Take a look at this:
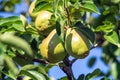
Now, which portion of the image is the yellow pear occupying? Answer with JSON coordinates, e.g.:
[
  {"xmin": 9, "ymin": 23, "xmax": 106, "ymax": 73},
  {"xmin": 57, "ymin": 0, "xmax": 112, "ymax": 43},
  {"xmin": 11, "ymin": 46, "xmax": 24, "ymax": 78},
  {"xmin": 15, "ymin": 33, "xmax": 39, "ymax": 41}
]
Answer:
[
  {"xmin": 29, "ymin": 0, "xmax": 39, "ymax": 17},
  {"xmin": 23, "ymin": 76, "xmax": 31, "ymax": 80},
  {"xmin": 39, "ymin": 29, "xmax": 67, "ymax": 63},
  {"xmin": 35, "ymin": 10, "xmax": 55, "ymax": 36},
  {"xmin": 65, "ymin": 28, "xmax": 91, "ymax": 58}
]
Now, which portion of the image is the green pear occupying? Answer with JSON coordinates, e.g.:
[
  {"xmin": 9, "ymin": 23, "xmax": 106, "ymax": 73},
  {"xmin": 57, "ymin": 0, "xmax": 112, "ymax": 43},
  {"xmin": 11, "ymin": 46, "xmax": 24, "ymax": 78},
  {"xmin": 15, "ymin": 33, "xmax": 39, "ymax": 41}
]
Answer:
[
  {"xmin": 35, "ymin": 10, "xmax": 55, "ymax": 36},
  {"xmin": 39, "ymin": 29, "xmax": 67, "ymax": 63},
  {"xmin": 65, "ymin": 28, "xmax": 91, "ymax": 58}
]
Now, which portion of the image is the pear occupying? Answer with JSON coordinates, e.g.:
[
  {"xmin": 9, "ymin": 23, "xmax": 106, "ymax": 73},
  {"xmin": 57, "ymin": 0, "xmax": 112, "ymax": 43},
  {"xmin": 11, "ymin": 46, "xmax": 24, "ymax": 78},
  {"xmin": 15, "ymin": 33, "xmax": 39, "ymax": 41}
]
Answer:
[
  {"xmin": 29, "ymin": 0, "xmax": 39, "ymax": 17},
  {"xmin": 35, "ymin": 10, "xmax": 55, "ymax": 36},
  {"xmin": 65, "ymin": 28, "xmax": 91, "ymax": 58},
  {"xmin": 39, "ymin": 29, "xmax": 67, "ymax": 63}
]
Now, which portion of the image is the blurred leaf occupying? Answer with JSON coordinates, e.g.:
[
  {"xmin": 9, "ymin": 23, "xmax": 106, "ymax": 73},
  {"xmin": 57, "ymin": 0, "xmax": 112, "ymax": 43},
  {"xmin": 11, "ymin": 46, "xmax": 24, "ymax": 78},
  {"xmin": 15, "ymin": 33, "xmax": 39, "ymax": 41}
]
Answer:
[
  {"xmin": 80, "ymin": 2, "xmax": 99, "ymax": 14},
  {"xmin": 33, "ymin": 1, "xmax": 52, "ymax": 13},
  {"xmin": 114, "ymin": 48, "xmax": 120, "ymax": 56},
  {"xmin": 72, "ymin": 0, "xmax": 80, "ymax": 9},
  {"xmin": 85, "ymin": 68, "xmax": 101, "ymax": 80},
  {"xmin": 28, "ymin": 70, "xmax": 46, "ymax": 80},
  {"xmin": 111, "ymin": 62, "xmax": 120, "ymax": 79},
  {"xmin": 3, "ymin": 55, "xmax": 19, "ymax": 79},
  {"xmin": 0, "ymin": 32, "xmax": 34, "ymax": 58},
  {"xmin": 59, "ymin": 76, "xmax": 68, "ymax": 80},
  {"xmin": 20, "ymin": 64, "xmax": 47, "ymax": 76},
  {"xmin": 13, "ymin": 56, "xmax": 33, "ymax": 66},
  {"xmin": 104, "ymin": 31, "xmax": 120, "ymax": 47},
  {"xmin": 0, "ymin": 16, "xmax": 20, "ymax": 26},
  {"xmin": 88, "ymin": 57, "xmax": 96, "ymax": 68},
  {"xmin": 45, "ymin": 64, "xmax": 55, "ymax": 73},
  {"xmin": 20, "ymin": 70, "xmax": 46, "ymax": 80},
  {"xmin": 100, "ymin": 77, "xmax": 111, "ymax": 80},
  {"xmin": 110, "ymin": 62, "xmax": 118, "ymax": 79},
  {"xmin": 0, "ymin": 16, "xmax": 25, "ymax": 32},
  {"xmin": 0, "ymin": 54, "xmax": 4, "ymax": 71},
  {"xmin": 95, "ymin": 21, "xmax": 114, "ymax": 33},
  {"xmin": 77, "ymin": 74, "xmax": 85, "ymax": 80},
  {"xmin": 25, "ymin": 24, "xmax": 38, "ymax": 34}
]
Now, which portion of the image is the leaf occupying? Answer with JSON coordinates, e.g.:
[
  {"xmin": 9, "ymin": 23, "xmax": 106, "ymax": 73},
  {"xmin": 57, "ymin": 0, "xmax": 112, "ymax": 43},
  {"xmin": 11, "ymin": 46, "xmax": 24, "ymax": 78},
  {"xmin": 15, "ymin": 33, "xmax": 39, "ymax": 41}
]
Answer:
[
  {"xmin": 13, "ymin": 56, "xmax": 33, "ymax": 66},
  {"xmin": 77, "ymin": 27, "xmax": 95, "ymax": 43},
  {"xmin": 88, "ymin": 57, "xmax": 96, "ymax": 68},
  {"xmin": 20, "ymin": 64, "xmax": 47, "ymax": 76},
  {"xmin": 100, "ymin": 77, "xmax": 111, "ymax": 80},
  {"xmin": 3, "ymin": 55, "xmax": 19, "ymax": 79},
  {"xmin": 28, "ymin": 70, "xmax": 46, "ymax": 80},
  {"xmin": 59, "ymin": 76, "xmax": 68, "ymax": 80},
  {"xmin": 95, "ymin": 21, "xmax": 114, "ymax": 33},
  {"xmin": 104, "ymin": 31, "xmax": 120, "ymax": 47},
  {"xmin": 77, "ymin": 74, "xmax": 85, "ymax": 80},
  {"xmin": 85, "ymin": 68, "xmax": 101, "ymax": 80},
  {"xmin": 56, "ymin": 21, "xmax": 61, "ymax": 36},
  {"xmin": 20, "ymin": 70, "xmax": 46, "ymax": 80},
  {"xmin": 110, "ymin": 62, "xmax": 117, "ymax": 79},
  {"xmin": 114, "ymin": 48, "xmax": 120, "ymax": 56},
  {"xmin": 0, "ymin": 32, "xmax": 34, "ymax": 58},
  {"xmin": 0, "ymin": 16, "xmax": 25, "ymax": 32},
  {"xmin": 80, "ymin": 2, "xmax": 100, "ymax": 14},
  {"xmin": 0, "ymin": 16, "xmax": 19, "ymax": 26},
  {"xmin": 33, "ymin": 1, "xmax": 52, "ymax": 13}
]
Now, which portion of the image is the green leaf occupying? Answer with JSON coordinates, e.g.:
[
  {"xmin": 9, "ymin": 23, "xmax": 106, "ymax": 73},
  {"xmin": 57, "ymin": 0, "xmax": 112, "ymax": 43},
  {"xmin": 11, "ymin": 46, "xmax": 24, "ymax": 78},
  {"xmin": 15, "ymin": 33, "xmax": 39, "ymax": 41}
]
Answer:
[
  {"xmin": 88, "ymin": 57, "xmax": 96, "ymax": 68},
  {"xmin": 59, "ymin": 76, "xmax": 68, "ymax": 80},
  {"xmin": 95, "ymin": 21, "xmax": 114, "ymax": 33},
  {"xmin": 114, "ymin": 48, "xmax": 120, "ymax": 56},
  {"xmin": 83, "ymin": 0, "xmax": 94, "ymax": 4},
  {"xmin": 0, "ymin": 16, "xmax": 25, "ymax": 32},
  {"xmin": 0, "ymin": 32, "xmax": 34, "ymax": 58},
  {"xmin": 33, "ymin": 1, "xmax": 52, "ymax": 13},
  {"xmin": 13, "ymin": 56, "xmax": 33, "ymax": 66},
  {"xmin": 0, "ymin": 16, "xmax": 19, "ymax": 26},
  {"xmin": 77, "ymin": 74, "xmax": 85, "ymax": 80},
  {"xmin": 80, "ymin": 2, "xmax": 99, "ymax": 14},
  {"xmin": 20, "ymin": 70, "xmax": 46, "ymax": 80},
  {"xmin": 28, "ymin": 70, "xmax": 46, "ymax": 80},
  {"xmin": 77, "ymin": 27, "xmax": 95, "ymax": 43},
  {"xmin": 20, "ymin": 64, "xmax": 47, "ymax": 76},
  {"xmin": 85, "ymin": 68, "xmax": 101, "ymax": 80},
  {"xmin": 104, "ymin": 31, "xmax": 120, "ymax": 47},
  {"xmin": 100, "ymin": 77, "xmax": 111, "ymax": 80},
  {"xmin": 3, "ymin": 55, "xmax": 19, "ymax": 79},
  {"xmin": 110, "ymin": 62, "xmax": 117, "ymax": 79}
]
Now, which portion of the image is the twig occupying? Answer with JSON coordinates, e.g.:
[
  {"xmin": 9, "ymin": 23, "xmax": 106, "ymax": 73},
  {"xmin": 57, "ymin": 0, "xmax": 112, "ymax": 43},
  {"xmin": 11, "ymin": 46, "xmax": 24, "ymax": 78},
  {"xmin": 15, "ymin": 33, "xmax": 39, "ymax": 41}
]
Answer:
[{"xmin": 32, "ymin": 59, "xmax": 49, "ymax": 64}]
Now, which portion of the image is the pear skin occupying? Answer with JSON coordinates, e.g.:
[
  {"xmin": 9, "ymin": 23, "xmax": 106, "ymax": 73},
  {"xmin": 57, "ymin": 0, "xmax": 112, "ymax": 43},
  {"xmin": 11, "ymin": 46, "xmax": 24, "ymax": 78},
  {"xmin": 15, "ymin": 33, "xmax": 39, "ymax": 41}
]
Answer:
[
  {"xmin": 65, "ymin": 28, "xmax": 91, "ymax": 58},
  {"xmin": 39, "ymin": 29, "xmax": 67, "ymax": 63}
]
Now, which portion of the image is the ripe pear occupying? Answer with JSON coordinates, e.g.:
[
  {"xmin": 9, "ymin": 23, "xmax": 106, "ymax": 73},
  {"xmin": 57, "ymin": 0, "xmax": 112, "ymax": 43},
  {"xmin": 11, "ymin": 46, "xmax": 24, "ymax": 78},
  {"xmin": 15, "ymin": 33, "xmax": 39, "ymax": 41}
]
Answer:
[
  {"xmin": 29, "ymin": 0, "xmax": 39, "ymax": 17},
  {"xmin": 23, "ymin": 76, "xmax": 31, "ymax": 80},
  {"xmin": 65, "ymin": 28, "xmax": 91, "ymax": 58},
  {"xmin": 35, "ymin": 10, "xmax": 55, "ymax": 36},
  {"xmin": 39, "ymin": 29, "xmax": 67, "ymax": 63}
]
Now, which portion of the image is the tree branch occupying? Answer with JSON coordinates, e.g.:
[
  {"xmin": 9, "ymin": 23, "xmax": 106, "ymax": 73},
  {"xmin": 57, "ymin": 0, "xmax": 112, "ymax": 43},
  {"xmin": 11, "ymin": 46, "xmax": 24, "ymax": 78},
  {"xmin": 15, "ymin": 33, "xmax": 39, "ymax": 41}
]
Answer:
[
  {"xmin": 32, "ymin": 59, "xmax": 49, "ymax": 64},
  {"xmin": 59, "ymin": 57, "xmax": 76, "ymax": 80}
]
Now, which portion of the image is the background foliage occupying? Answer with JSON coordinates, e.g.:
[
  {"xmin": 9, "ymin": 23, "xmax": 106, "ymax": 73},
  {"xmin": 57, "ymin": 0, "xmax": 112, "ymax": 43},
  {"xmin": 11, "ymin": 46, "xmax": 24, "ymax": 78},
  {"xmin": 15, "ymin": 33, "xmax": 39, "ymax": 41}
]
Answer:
[{"xmin": 0, "ymin": 0, "xmax": 120, "ymax": 80}]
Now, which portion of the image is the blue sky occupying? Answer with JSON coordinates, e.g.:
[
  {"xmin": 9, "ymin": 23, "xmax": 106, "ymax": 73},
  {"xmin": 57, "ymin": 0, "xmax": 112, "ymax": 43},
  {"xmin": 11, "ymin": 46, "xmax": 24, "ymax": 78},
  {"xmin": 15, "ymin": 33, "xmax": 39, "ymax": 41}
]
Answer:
[{"xmin": 48, "ymin": 47, "xmax": 110, "ymax": 80}]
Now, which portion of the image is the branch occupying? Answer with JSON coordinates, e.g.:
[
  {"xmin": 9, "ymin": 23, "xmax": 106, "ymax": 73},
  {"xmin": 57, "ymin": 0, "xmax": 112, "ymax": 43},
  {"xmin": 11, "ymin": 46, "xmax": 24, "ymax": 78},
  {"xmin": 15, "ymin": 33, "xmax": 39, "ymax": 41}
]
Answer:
[
  {"xmin": 32, "ymin": 59, "xmax": 49, "ymax": 64},
  {"xmin": 59, "ymin": 56, "xmax": 76, "ymax": 80}
]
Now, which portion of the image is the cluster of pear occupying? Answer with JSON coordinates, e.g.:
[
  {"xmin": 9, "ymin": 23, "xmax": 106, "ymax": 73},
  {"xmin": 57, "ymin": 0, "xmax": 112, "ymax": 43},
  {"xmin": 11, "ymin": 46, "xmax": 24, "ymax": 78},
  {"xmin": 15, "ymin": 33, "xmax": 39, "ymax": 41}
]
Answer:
[{"xmin": 29, "ymin": 0, "xmax": 91, "ymax": 63}]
